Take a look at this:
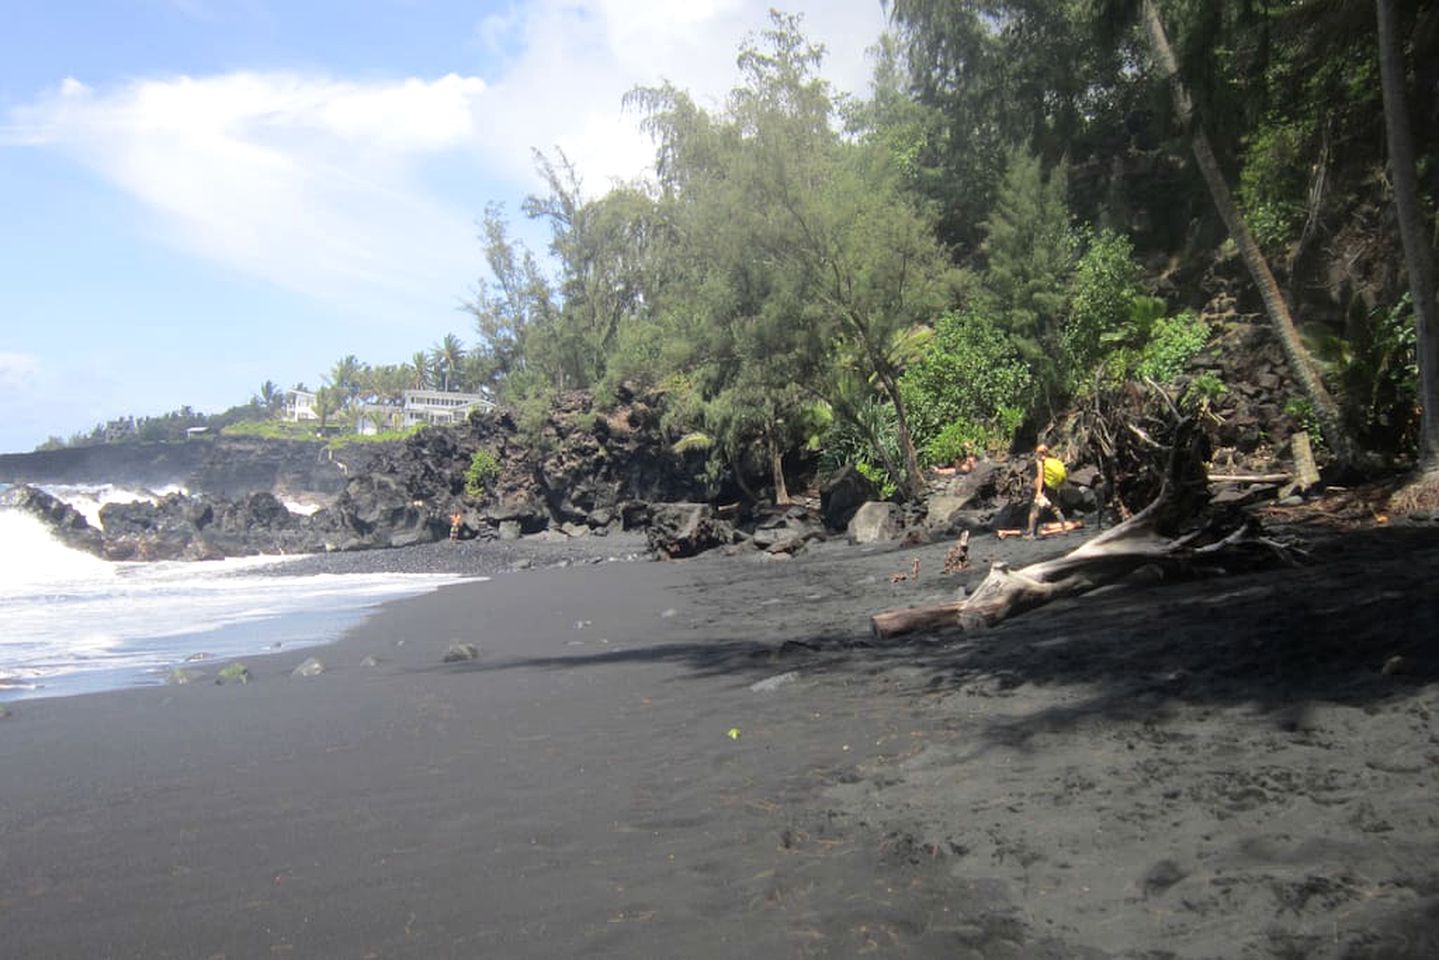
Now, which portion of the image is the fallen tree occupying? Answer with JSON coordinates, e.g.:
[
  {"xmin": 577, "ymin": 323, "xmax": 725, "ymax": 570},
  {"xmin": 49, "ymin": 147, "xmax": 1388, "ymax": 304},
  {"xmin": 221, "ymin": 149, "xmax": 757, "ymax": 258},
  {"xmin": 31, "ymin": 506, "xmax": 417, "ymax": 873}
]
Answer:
[{"xmin": 871, "ymin": 418, "xmax": 1303, "ymax": 640}]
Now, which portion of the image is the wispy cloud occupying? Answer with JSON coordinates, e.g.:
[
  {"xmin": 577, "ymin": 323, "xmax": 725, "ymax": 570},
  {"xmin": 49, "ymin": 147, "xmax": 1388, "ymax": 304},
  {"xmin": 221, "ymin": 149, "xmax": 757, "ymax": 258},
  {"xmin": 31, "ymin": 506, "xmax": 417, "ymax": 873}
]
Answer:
[
  {"xmin": 1, "ymin": 1, "xmax": 886, "ymax": 312},
  {"xmin": 5, "ymin": 71, "xmax": 489, "ymax": 314},
  {"xmin": 0, "ymin": 352, "xmax": 41, "ymax": 393},
  {"xmin": 473, "ymin": 0, "xmax": 887, "ymax": 192}
]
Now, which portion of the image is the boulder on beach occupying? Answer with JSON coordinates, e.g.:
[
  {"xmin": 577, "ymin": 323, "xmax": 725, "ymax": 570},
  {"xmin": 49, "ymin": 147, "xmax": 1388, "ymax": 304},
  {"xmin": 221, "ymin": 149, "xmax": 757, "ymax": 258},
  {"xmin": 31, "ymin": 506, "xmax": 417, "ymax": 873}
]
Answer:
[
  {"xmin": 442, "ymin": 643, "xmax": 481, "ymax": 663},
  {"xmin": 291, "ymin": 657, "xmax": 325, "ymax": 678},
  {"xmin": 847, "ymin": 501, "xmax": 901, "ymax": 544},
  {"xmin": 647, "ymin": 502, "xmax": 733, "ymax": 558},
  {"xmin": 820, "ymin": 464, "xmax": 878, "ymax": 531}
]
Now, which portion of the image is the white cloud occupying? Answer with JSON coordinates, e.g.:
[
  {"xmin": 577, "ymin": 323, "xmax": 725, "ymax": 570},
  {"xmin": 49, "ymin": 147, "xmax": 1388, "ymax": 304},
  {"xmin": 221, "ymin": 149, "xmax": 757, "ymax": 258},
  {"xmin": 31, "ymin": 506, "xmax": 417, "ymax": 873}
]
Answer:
[
  {"xmin": 6, "ymin": 71, "xmax": 488, "ymax": 315},
  {"xmin": 0, "ymin": 352, "xmax": 41, "ymax": 393},
  {"xmin": 1, "ymin": 1, "xmax": 887, "ymax": 313},
  {"xmin": 472, "ymin": 0, "xmax": 888, "ymax": 194}
]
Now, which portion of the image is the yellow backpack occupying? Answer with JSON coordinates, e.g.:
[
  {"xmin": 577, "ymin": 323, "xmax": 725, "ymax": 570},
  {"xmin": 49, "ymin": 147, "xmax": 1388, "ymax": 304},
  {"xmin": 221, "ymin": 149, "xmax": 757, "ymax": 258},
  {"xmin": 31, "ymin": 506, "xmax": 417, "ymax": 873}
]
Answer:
[{"xmin": 1041, "ymin": 456, "xmax": 1067, "ymax": 489}]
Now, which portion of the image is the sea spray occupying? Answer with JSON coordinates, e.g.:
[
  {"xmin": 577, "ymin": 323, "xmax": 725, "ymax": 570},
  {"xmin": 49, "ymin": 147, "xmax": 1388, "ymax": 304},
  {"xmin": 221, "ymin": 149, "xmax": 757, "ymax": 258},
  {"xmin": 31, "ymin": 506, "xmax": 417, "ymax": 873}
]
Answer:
[
  {"xmin": 0, "ymin": 508, "xmax": 114, "ymax": 593},
  {"xmin": 35, "ymin": 482, "xmax": 187, "ymax": 528},
  {"xmin": 0, "ymin": 506, "xmax": 478, "ymax": 701}
]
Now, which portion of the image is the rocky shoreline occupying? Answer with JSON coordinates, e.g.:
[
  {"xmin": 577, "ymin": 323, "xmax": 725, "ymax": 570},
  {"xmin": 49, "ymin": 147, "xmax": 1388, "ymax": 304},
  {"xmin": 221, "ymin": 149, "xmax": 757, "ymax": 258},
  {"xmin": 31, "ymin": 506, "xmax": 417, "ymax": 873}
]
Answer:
[{"xmin": 1, "ymin": 386, "xmax": 1104, "ymax": 565}]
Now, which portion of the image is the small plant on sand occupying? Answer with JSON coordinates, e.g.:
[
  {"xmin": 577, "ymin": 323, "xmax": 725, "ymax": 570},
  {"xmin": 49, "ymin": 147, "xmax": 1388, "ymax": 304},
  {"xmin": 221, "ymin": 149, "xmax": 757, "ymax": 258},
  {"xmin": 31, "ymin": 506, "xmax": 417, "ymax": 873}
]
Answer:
[
  {"xmin": 465, "ymin": 449, "xmax": 502, "ymax": 498},
  {"xmin": 215, "ymin": 663, "xmax": 250, "ymax": 685}
]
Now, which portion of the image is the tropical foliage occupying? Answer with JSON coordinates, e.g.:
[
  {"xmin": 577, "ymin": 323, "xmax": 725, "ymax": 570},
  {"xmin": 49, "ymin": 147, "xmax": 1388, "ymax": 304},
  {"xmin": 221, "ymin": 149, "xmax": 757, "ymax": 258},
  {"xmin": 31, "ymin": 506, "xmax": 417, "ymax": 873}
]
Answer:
[{"xmin": 45, "ymin": 4, "xmax": 1437, "ymax": 483}]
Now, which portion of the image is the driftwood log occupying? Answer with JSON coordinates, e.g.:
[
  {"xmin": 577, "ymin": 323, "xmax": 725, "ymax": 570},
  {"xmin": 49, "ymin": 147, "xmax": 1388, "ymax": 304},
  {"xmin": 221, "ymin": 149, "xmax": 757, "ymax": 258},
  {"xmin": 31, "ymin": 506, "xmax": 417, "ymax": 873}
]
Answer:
[{"xmin": 871, "ymin": 419, "xmax": 1301, "ymax": 641}]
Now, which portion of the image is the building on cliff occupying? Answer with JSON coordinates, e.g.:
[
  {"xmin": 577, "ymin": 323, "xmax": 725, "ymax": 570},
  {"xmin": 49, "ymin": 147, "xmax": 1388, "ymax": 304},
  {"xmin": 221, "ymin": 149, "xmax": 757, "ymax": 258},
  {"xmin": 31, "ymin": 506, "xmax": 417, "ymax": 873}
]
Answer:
[
  {"xmin": 284, "ymin": 390, "xmax": 319, "ymax": 422},
  {"xmin": 399, "ymin": 389, "xmax": 495, "ymax": 427}
]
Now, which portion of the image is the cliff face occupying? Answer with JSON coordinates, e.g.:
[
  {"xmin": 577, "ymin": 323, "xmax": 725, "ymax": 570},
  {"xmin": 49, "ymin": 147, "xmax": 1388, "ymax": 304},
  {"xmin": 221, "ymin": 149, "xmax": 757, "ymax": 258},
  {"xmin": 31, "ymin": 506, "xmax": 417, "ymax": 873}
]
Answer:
[
  {"xmin": 0, "ymin": 437, "xmax": 348, "ymax": 498},
  {"xmin": 3, "ymin": 388, "xmax": 835, "ymax": 561}
]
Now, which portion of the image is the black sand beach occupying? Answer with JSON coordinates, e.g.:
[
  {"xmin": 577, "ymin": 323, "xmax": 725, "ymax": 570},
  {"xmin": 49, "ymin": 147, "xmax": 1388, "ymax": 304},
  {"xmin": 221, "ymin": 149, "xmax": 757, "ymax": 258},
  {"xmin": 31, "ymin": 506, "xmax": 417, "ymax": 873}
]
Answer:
[{"xmin": 3, "ymin": 524, "xmax": 1438, "ymax": 958}]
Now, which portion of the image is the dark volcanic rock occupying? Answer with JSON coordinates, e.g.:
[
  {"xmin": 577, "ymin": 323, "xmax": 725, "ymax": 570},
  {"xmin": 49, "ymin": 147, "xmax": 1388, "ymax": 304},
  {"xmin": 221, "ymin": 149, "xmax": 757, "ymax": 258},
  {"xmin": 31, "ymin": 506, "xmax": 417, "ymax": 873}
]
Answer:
[
  {"xmin": 0, "ymin": 485, "xmax": 105, "ymax": 557},
  {"xmin": 749, "ymin": 505, "xmax": 826, "ymax": 555},
  {"xmin": 8, "ymin": 386, "xmax": 746, "ymax": 562},
  {"xmin": 209, "ymin": 492, "xmax": 306, "ymax": 555},
  {"xmin": 308, "ymin": 474, "xmax": 443, "ymax": 551},
  {"xmin": 820, "ymin": 464, "xmax": 879, "ymax": 532},
  {"xmin": 99, "ymin": 493, "xmax": 221, "ymax": 561},
  {"xmin": 0, "ymin": 437, "xmax": 346, "ymax": 499},
  {"xmin": 647, "ymin": 502, "xmax": 734, "ymax": 558}
]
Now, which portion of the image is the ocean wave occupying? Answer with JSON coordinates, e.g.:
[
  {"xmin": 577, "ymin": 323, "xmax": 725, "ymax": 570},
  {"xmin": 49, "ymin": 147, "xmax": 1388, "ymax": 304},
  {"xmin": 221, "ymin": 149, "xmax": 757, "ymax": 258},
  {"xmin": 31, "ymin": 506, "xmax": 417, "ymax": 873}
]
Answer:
[{"xmin": 0, "ymin": 507, "xmax": 480, "ymax": 701}]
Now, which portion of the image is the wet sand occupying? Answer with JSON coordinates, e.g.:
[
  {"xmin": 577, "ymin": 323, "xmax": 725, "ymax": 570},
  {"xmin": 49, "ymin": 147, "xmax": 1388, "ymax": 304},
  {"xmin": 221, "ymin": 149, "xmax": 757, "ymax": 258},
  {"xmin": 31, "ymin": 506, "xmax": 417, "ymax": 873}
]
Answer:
[{"xmin": 2, "ymin": 524, "xmax": 1437, "ymax": 958}]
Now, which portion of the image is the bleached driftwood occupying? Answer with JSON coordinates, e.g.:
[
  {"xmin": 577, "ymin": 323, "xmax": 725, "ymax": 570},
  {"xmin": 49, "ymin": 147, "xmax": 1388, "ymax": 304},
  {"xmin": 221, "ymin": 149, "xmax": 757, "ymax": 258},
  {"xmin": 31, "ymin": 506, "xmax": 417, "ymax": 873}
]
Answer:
[
  {"xmin": 870, "ymin": 420, "xmax": 1300, "ymax": 641},
  {"xmin": 1208, "ymin": 473, "xmax": 1292, "ymax": 483}
]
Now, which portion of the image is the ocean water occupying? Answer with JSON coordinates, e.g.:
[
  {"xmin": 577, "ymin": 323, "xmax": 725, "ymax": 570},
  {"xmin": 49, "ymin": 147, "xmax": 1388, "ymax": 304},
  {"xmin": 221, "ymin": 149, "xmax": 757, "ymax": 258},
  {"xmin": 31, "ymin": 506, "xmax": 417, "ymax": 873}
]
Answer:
[{"xmin": 0, "ymin": 483, "xmax": 476, "ymax": 702}]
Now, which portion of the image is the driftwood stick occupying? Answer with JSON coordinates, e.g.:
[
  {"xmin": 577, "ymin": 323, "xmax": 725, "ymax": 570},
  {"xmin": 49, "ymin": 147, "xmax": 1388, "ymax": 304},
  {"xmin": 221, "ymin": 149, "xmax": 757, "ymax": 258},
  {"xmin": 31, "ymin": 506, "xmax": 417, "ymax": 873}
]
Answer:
[
  {"xmin": 1127, "ymin": 423, "xmax": 1164, "ymax": 448},
  {"xmin": 869, "ymin": 601, "xmax": 967, "ymax": 638},
  {"xmin": 1208, "ymin": 473, "xmax": 1292, "ymax": 483}
]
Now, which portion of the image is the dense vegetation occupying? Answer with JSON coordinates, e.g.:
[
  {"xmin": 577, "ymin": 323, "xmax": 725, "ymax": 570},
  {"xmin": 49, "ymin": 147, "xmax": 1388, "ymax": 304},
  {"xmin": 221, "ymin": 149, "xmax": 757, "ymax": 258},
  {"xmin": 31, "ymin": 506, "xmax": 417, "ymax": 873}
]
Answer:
[
  {"xmin": 452, "ymin": 4, "xmax": 1434, "ymax": 498},
  {"xmin": 45, "ymin": 2, "xmax": 1437, "ymax": 502}
]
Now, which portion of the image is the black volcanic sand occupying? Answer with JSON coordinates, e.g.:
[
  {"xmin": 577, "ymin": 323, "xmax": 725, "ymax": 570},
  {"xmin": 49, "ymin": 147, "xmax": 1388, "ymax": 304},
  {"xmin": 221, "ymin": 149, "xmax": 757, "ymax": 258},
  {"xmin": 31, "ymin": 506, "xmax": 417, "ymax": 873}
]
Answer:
[{"xmin": 3, "ymin": 524, "xmax": 1438, "ymax": 958}]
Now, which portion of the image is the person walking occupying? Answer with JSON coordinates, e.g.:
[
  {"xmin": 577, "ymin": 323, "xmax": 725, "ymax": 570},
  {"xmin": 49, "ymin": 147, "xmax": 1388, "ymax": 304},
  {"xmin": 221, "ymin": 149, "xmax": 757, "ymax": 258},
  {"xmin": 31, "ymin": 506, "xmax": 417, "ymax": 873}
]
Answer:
[{"xmin": 1025, "ymin": 443, "xmax": 1070, "ymax": 539}]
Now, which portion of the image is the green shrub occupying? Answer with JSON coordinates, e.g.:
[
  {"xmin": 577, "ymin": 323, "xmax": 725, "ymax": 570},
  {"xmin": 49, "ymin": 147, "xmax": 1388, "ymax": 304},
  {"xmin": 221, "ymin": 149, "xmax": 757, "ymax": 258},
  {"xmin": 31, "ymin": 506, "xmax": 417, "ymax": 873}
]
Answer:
[
  {"xmin": 672, "ymin": 431, "xmax": 715, "ymax": 454},
  {"xmin": 1282, "ymin": 395, "xmax": 1324, "ymax": 448},
  {"xmin": 1238, "ymin": 119, "xmax": 1312, "ymax": 256},
  {"xmin": 1064, "ymin": 229, "xmax": 1141, "ymax": 380},
  {"xmin": 1182, "ymin": 372, "xmax": 1228, "ymax": 410},
  {"xmin": 464, "ymin": 449, "xmax": 502, "ymax": 498},
  {"xmin": 1134, "ymin": 311, "xmax": 1210, "ymax": 384},
  {"xmin": 923, "ymin": 406, "xmax": 1024, "ymax": 466},
  {"xmin": 855, "ymin": 460, "xmax": 897, "ymax": 501},
  {"xmin": 818, "ymin": 396, "xmax": 906, "ymax": 495},
  {"xmin": 899, "ymin": 308, "xmax": 1033, "ymax": 458},
  {"xmin": 1348, "ymin": 293, "xmax": 1418, "ymax": 450}
]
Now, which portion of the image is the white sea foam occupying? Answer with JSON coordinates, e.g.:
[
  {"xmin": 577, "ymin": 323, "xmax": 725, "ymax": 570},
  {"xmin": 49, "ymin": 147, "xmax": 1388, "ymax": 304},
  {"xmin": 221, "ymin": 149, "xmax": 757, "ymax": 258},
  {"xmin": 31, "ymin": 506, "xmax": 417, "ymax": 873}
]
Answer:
[
  {"xmin": 0, "ymin": 509, "xmax": 116, "ymax": 593},
  {"xmin": 38, "ymin": 482, "xmax": 187, "ymax": 528},
  {"xmin": 0, "ymin": 505, "xmax": 479, "ymax": 701}
]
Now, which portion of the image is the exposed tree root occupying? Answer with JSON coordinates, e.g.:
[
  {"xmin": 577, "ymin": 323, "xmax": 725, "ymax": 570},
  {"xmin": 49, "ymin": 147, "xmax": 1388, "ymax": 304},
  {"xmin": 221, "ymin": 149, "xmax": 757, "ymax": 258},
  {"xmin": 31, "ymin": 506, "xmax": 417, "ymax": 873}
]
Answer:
[
  {"xmin": 871, "ymin": 418, "xmax": 1305, "ymax": 641},
  {"xmin": 1388, "ymin": 467, "xmax": 1439, "ymax": 516}
]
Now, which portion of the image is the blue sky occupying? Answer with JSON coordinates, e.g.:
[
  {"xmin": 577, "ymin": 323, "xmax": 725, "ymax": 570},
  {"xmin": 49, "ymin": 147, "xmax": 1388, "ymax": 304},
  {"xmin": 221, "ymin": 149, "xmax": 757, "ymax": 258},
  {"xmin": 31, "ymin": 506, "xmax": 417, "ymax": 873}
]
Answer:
[{"xmin": 0, "ymin": 0, "xmax": 889, "ymax": 453}]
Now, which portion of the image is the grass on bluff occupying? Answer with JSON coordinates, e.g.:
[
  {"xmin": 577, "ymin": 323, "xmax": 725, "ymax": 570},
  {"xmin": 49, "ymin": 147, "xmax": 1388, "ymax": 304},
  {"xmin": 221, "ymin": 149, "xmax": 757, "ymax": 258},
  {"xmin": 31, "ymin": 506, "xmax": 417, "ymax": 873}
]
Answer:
[{"xmin": 221, "ymin": 419, "xmax": 427, "ymax": 450}]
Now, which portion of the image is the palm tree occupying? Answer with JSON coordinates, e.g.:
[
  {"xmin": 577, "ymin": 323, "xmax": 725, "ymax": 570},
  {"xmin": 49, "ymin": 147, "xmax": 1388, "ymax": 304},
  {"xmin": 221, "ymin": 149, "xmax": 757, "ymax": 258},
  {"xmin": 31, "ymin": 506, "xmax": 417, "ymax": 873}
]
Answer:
[
  {"xmin": 314, "ymin": 386, "xmax": 338, "ymax": 433},
  {"xmin": 258, "ymin": 379, "xmax": 285, "ymax": 417},
  {"xmin": 409, "ymin": 352, "xmax": 432, "ymax": 390},
  {"xmin": 430, "ymin": 334, "xmax": 466, "ymax": 392},
  {"xmin": 328, "ymin": 355, "xmax": 363, "ymax": 407},
  {"xmin": 1137, "ymin": 0, "xmax": 1357, "ymax": 467},
  {"xmin": 1375, "ymin": 0, "xmax": 1439, "ymax": 472}
]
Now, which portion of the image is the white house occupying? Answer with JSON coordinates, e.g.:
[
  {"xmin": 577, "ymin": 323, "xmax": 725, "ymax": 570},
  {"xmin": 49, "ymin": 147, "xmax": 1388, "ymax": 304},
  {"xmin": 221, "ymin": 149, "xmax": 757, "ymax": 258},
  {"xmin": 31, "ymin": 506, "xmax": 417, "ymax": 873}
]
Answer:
[
  {"xmin": 355, "ymin": 403, "xmax": 402, "ymax": 435},
  {"xmin": 284, "ymin": 389, "xmax": 318, "ymax": 422},
  {"xmin": 401, "ymin": 389, "xmax": 495, "ymax": 427}
]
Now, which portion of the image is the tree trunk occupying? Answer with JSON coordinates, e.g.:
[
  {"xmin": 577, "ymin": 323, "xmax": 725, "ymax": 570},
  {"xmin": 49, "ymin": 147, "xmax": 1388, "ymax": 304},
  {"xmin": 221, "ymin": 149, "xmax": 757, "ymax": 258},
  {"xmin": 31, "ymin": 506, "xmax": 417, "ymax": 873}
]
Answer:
[
  {"xmin": 768, "ymin": 433, "xmax": 792, "ymax": 505},
  {"xmin": 1140, "ymin": 0, "xmax": 1358, "ymax": 468},
  {"xmin": 879, "ymin": 370, "xmax": 927, "ymax": 501},
  {"xmin": 1376, "ymin": 0, "xmax": 1439, "ymax": 470}
]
